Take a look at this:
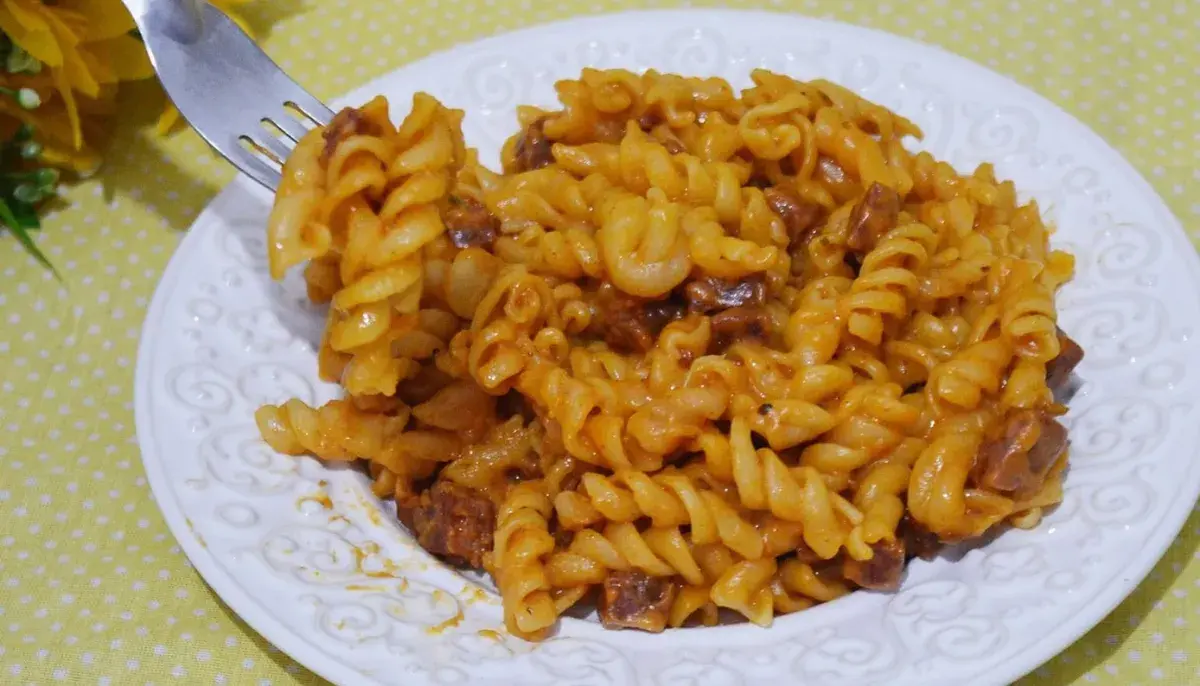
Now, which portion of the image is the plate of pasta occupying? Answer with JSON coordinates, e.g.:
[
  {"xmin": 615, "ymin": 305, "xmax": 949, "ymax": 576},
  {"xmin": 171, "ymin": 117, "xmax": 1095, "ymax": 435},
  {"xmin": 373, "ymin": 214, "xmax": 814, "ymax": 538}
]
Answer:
[{"xmin": 134, "ymin": 9, "xmax": 1200, "ymax": 686}]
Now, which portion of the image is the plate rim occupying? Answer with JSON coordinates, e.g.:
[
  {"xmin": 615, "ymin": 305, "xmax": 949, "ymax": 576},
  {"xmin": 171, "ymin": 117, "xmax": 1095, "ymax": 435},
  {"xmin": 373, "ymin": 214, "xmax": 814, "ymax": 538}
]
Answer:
[{"xmin": 134, "ymin": 8, "xmax": 1200, "ymax": 686}]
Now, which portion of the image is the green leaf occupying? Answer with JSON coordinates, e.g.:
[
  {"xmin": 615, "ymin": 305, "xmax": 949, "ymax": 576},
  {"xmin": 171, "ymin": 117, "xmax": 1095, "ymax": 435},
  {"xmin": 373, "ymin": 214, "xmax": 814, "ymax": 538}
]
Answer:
[
  {"xmin": 0, "ymin": 198, "xmax": 58, "ymax": 279},
  {"xmin": 6, "ymin": 44, "xmax": 40, "ymax": 75},
  {"xmin": 9, "ymin": 201, "xmax": 40, "ymax": 230}
]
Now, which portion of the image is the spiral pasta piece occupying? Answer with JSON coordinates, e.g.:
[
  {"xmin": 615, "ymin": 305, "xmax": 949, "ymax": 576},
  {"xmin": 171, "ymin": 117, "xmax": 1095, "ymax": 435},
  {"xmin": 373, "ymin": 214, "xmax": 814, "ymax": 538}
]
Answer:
[
  {"xmin": 546, "ymin": 523, "xmax": 705, "ymax": 589},
  {"xmin": 491, "ymin": 482, "xmax": 558, "ymax": 639},
  {"xmin": 925, "ymin": 337, "xmax": 1015, "ymax": 414},
  {"xmin": 554, "ymin": 471, "xmax": 764, "ymax": 561},
  {"xmin": 596, "ymin": 191, "xmax": 694, "ymax": 298},
  {"xmin": 711, "ymin": 558, "xmax": 778, "ymax": 626},
  {"xmin": 839, "ymin": 223, "xmax": 936, "ymax": 344}
]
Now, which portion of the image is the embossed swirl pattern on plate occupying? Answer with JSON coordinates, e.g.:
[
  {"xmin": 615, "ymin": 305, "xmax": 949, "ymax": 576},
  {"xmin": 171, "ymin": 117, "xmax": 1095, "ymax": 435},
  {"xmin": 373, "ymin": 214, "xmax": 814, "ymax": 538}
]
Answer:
[{"xmin": 134, "ymin": 11, "xmax": 1200, "ymax": 686}]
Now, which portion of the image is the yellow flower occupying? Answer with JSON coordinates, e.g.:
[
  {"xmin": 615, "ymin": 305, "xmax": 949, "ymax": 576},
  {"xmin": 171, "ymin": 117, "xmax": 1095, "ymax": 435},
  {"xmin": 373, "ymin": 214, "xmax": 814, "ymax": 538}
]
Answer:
[
  {"xmin": 155, "ymin": 0, "xmax": 256, "ymax": 135},
  {"xmin": 0, "ymin": 1, "xmax": 256, "ymax": 172},
  {"xmin": 0, "ymin": 0, "xmax": 154, "ymax": 171}
]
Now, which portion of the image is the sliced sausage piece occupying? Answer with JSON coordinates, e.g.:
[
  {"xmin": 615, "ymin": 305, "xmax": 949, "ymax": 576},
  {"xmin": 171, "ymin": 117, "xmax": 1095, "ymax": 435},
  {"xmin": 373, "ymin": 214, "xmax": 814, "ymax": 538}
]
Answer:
[
  {"xmin": 976, "ymin": 411, "xmax": 1069, "ymax": 497},
  {"xmin": 1025, "ymin": 417, "xmax": 1069, "ymax": 483},
  {"xmin": 684, "ymin": 275, "xmax": 766, "ymax": 314},
  {"xmin": 1046, "ymin": 327, "xmax": 1084, "ymax": 391},
  {"xmin": 637, "ymin": 112, "xmax": 662, "ymax": 131},
  {"xmin": 843, "ymin": 537, "xmax": 906, "ymax": 591},
  {"xmin": 395, "ymin": 492, "xmax": 421, "ymax": 532},
  {"xmin": 899, "ymin": 514, "xmax": 942, "ymax": 561},
  {"xmin": 514, "ymin": 119, "xmax": 554, "ymax": 172},
  {"xmin": 321, "ymin": 107, "xmax": 365, "ymax": 163},
  {"xmin": 598, "ymin": 569, "xmax": 676, "ymax": 632},
  {"xmin": 846, "ymin": 182, "xmax": 901, "ymax": 253},
  {"xmin": 710, "ymin": 306, "xmax": 772, "ymax": 348},
  {"xmin": 642, "ymin": 300, "xmax": 688, "ymax": 336},
  {"xmin": 764, "ymin": 186, "xmax": 822, "ymax": 247},
  {"xmin": 445, "ymin": 197, "xmax": 498, "ymax": 250},
  {"xmin": 602, "ymin": 293, "xmax": 655, "ymax": 353},
  {"xmin": 403, "ymin": 480, "xmax": 496, "ymax": 569},
  {"xmin": 598, "ymin": 287, "xmax": 686, "ymax": 353}
]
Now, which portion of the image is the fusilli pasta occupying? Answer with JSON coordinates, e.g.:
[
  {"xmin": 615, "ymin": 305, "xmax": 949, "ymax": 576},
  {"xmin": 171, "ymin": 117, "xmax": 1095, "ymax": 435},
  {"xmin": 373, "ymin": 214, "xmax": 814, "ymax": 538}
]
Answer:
[{"xmin": 259, "ymin": 69, "xmax": 1083, "ymax": 637}]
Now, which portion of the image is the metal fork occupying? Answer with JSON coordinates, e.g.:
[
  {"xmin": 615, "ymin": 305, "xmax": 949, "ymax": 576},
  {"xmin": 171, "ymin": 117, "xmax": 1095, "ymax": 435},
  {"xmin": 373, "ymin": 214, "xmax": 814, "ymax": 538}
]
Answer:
[{"xmin": 124, "ymin": 0, "xmax": 334, "ymax": 191}]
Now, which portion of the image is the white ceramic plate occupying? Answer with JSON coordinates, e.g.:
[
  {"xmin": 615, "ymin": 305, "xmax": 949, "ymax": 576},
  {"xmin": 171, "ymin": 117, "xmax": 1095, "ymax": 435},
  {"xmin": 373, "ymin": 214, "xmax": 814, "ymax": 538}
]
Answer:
[{"xmin": 135, "ymin": 10, "xmax": 1200, "ymax": 686}]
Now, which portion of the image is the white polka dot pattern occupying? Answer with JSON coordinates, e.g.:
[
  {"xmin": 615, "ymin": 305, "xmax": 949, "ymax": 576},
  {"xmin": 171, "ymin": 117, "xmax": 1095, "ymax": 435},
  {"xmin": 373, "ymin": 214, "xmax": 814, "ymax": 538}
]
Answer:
[{"xmin": 0, "ymin": 1, "xmax": 1197, "ymax": 684}]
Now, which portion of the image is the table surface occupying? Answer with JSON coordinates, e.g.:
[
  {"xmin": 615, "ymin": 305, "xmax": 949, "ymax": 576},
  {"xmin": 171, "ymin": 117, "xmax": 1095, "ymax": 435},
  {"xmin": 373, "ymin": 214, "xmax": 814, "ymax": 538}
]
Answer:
[{"xmin": 1, "ymin": 1, "xmax": 1197, "ymax": 684}]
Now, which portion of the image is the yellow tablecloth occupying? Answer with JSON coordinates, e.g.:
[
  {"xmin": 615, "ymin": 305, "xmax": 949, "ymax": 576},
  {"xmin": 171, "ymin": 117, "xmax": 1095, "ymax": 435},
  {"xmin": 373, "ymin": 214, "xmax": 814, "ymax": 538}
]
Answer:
[{"xmin": 1, "ymin": 1, "xmax": 1196, "ymax": 683}]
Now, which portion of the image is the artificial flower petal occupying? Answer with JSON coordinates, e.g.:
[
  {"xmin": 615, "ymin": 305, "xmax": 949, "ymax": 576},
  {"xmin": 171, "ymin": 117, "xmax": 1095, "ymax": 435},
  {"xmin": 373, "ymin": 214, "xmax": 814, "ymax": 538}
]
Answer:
[
  {"xmin": 78, "ymin": 44, "xmax": 115, "ymax": 85},
  {"xmin": 92, "ymin": 35, "xmax": 154, "ymax": 81},
  {"xmin": 56, "ymin": 0, "xmax": 137, "ymax": 42},
  {"xmin": 0, "ymin": 0, "xmax": 262, "ymax": 161},
  {"xmin": 6, "ymin": 0, "xmax": 54, "ymax": 35},
  {"xmin": 0, "ymin": 2, "xmax": 61, "ymax": 66},
  {"xmin": 40, "ymin": 139, "xmax": 101, "ymax": 173},
  {"xmin": 156, "ymin": 102, "xmax": 182, "ymax": 137},
  {"xmin": 50, "ymin": 65, "xmax": 82, "ymax": 149}
]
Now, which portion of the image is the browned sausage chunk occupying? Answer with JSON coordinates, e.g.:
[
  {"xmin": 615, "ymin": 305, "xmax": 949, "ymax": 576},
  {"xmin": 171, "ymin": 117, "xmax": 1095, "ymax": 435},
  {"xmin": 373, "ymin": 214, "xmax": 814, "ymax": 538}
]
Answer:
[
  {"xmin": 843, "ymin": 537, "xmax": 906, "ymax": 591},
  {"xmin": 637, "ymin": 112, "xmax": 662, "ymax": 131},
  {"xmin": 710, "ymin": 306, "xmax": 772, "ymax": 346},
  {"xmin": 401, "ymin": 481, "xmax": 495, "ymax": 569},
  {"xmin": 899, "ymin": 514, "xmax": 942, "ymax": 561},
  {"xmin": 1046, "ymin": 327, "xmax": 1084, "ymax": 391},
  {"xmin": 977, "ymin": 411, "xmax": 1069, "ymax": 497},
  {"xmin": 764, "ymin": 186, "xmax": 822, "ymax": 247},
  {"xmin": 598, "ymin": 570, "xmax": 676, "ymax": 632},
  {"xmin": 684, "ymin": 275, "xmax": 766, "ymax": 314},
  {"xmin": 598, "ymin": 287, "xmax": 686, "ymax": 353},
  {"xmin": 601, "ymin": 295, "xmax": 655, "ymax": 352},
  {"xmin": 445, "ymin": 197, "xmax": 498, "ymax": 250},
  {"xmin": 641, "ymin": 300, "xmax": 688, "ymax": 337},
  {"xmin": 514, "ymin": 119, "xmax": 554, "ymax": 172},
  {"xmin": 846, "ymin": 182, "xmax": 901, "ymax": 253},
  {"xmin": 321, "ymin": 107, "xmax": 366, "ymax": 163}
]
